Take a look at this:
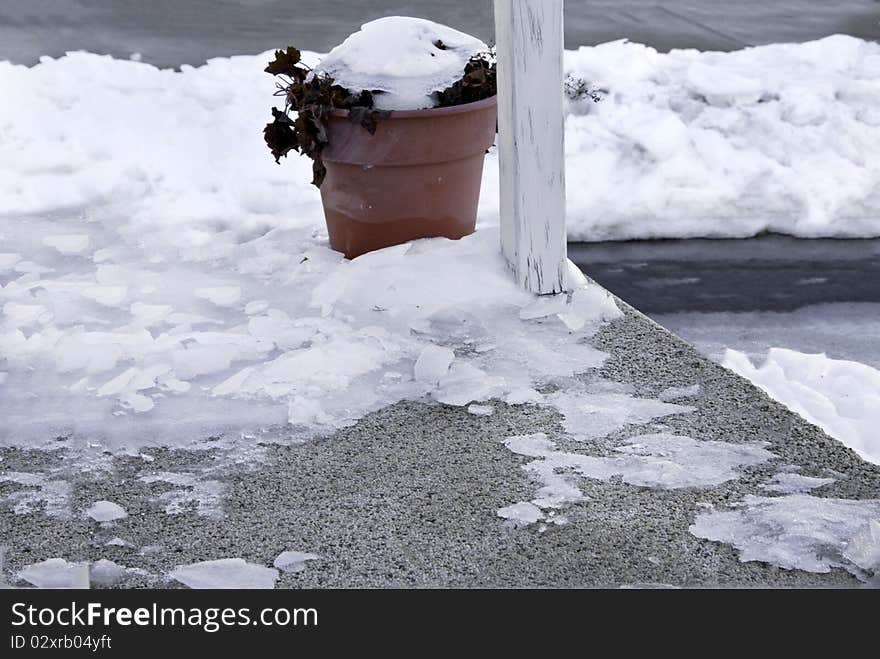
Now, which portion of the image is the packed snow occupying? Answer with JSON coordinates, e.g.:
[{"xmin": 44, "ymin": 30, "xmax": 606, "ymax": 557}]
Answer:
[
  {"xmin": 316, "ymin": 17, "xmax": 488, "ymax": 111},
  {"xmin": 169, "ymin": 558, "xmax": 278, "ymax": 589},
  {"xmin": 690, "ymin": 495, "xmax": 880, "ymax": 579},
  {"xmin": 723, "ymin": 348, "xmax": 880, "ymax": 465}
]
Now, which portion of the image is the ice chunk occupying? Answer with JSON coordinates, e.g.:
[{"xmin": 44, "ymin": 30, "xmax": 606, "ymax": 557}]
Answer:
[
  {"xmin": 85, "ymin": 500, "xmax": 128, "ymax": 522},
  {"xmin": 842, "ymin": 519, "xmax": 880, "ymax": 572},
  {"xmin": 519, "ymin": 294, "xmax": 568, "ymax": 320},
  {"xmin": 413, "ymin": 345, "xmax": 454, "ymax": 384},
  {"xmin": 505, "ymin": 433, "xmax": 557, "ymax": 458},
  {"xmin": 18, "ymin": 558, "xmax": 90, "ymax": 589},
  {"xmin": 658, "ymin": 384, "xmax": 702, "ymax": 402},
  {"xmin": 316, "ymin": 17, "xmax": 488, "ymax": 110},
  {"xmin": 547, "ymin": 389, "xmax": 694, "ymax": 440},
  {"xmin": 467, "ymin": 404, "xmax": 494, "ymax": 416},
  {"xmin": 43, "ymin": 234, "xmax": 90, "ymax": 255},
  {"xmin": 497, "ymin": 502, "xmax": 544, "ymax": 526},
  {"xmin": 212, "ymin": 367, "xmax": 256, "ymax": 396},
  {"xmin": 273, "ymin": 551, "xmax": 320, "ymax": 574},
  {"xmin": 172, "ymin": 345, "xmax": 233, "ymax": 379},
  {"xmin": 605, "ymin": 434, "xmax": 776, "ymax": 489},
  {"xmin": 90, "ymin": 559, "xmax": 127, "ymax": 586},
  {"xmin": 761, "ymin": 472, "xmax": 835, "ymax": 493},
  {"xmin": 435, "ymin": 363, "xmax": 503, "ymax": 406},
  {"xmin": 557, "ymin": 285, "xmax": 623, "ymax": 332},
  {"xmin": 169, "ymin": 558, "xmax": 278, "ymax": 589}
]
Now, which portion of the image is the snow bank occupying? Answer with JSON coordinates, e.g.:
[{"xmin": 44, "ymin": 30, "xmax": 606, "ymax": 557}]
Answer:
[
  {"xmin": 564, "ymin": 36, "xmax": 880, "ymax": 239},
  {"xmin": 316, "ymin": 17, "xmax": 487, "ymax": 111},
  {"xmin": 2, "ymin": 36, "xmax": 878, "ymax": 245},
  {"xmin": 723, "ymin": 348, "xmax": 880, "ymax": 465}
]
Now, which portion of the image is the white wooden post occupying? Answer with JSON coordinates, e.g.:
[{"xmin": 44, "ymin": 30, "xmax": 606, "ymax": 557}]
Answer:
[{"xmin": 494, "ymin": 0, "xmax": 568, "ymax": 295}]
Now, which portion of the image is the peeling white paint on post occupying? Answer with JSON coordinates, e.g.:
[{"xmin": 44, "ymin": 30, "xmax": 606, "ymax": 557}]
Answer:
[{"xmin": 494, "ymin": 0, "xmax": 568, "ymax": 295}]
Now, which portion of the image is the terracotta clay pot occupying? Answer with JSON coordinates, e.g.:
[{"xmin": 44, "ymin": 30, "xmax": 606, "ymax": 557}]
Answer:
[{"xmin": 320, "ymin": 95, "xmax": 497, "ymax": 259}]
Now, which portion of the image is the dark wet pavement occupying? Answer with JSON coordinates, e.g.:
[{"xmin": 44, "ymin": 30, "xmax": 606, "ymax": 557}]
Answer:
[{"xmin": 570, "ymin": 237, "xmax": 880, "ymax": 313}]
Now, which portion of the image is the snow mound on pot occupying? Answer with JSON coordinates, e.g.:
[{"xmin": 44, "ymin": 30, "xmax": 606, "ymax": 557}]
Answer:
[{"xmin": 316, "ymin": 16, "xmax": 487, "ymax": 111}]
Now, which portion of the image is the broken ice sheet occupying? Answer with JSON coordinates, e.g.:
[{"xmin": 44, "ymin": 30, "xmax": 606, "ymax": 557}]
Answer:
[
  {"xmin": 690, "ymin": 494, "xmax": 880, "ymax": 578},
  {"xmin": 545, "ymin": 387, "xmax": 695, "ymax": 440},
  {"xmin": 501, "ymin": 432, "xmax": 775, "ymax": 526}
]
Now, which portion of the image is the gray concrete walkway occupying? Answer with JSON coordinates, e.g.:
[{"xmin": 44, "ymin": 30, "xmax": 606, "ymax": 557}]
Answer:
[{"xmin": 3, "ymin": 298, "xmax": 878, "ymax": 588}]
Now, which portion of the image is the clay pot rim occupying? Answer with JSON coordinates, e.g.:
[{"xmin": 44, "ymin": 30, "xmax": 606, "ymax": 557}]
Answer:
[{"xmin": 329, "ymin": 94, "xmax": 497, "ymax": 120}]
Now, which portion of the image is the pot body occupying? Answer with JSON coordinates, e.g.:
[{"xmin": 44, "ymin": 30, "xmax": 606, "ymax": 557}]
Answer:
[{"xmin": 320, "ymin": 96, "xmax": 497, "ymax": 259}]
